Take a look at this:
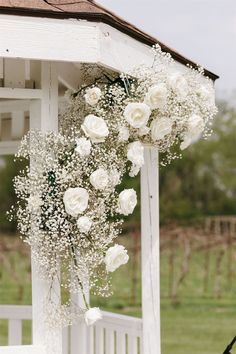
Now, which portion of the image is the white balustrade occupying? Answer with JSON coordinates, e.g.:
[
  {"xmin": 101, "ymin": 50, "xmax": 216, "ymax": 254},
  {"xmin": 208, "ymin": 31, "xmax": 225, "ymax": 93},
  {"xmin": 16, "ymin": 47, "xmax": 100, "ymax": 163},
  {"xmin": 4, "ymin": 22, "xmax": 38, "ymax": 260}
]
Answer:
[{"xmin": 0, "ymin": 305, "xmax": 143, "ymax": 354}]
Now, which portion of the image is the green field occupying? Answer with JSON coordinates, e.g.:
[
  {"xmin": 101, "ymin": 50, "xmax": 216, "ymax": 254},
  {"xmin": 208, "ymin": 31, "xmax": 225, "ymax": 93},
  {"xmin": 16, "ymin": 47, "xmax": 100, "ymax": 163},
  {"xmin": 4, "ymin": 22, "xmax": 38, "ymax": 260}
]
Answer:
[{"xmin": 0, "ymin": 233, "xmax": 236, "ymax": 354}]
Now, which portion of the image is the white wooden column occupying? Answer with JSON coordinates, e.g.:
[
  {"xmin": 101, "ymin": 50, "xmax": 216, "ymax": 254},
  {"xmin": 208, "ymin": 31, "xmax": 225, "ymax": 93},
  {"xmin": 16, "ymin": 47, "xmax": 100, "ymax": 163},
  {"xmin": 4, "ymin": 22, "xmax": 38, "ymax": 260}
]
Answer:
[
  {"xmin": 11, "ymin": 111, "xmax": 25, "ymax": 140},
  {"xmin": 141, "ymin": 146, "xmax": 161, "ymax": 354},
  {"xmin": 29, "ymin": 61, "xmax": 62, "ymax": 354}
]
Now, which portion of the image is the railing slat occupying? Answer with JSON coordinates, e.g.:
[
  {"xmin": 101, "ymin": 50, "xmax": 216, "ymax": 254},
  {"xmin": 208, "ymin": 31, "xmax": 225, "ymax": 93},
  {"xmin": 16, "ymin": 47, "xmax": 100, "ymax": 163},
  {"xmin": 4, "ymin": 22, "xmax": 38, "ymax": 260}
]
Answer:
[
  {"xmin": 62, "ymin": 326, "xmax": 69, "ymax": 354},
  {"xmin": 105, "ymin": 328, "xmax": 115, "ymax": 354},
  {"xmin": 8, "ymin": 319, "xmax": 22, "ymax": 346},
  {"xmin": 116, "ymin": 331, "xmax": 126, "ymax": 354},
  {"xmin": 128, "ymin": 335, "xmax": 138, "ymax": 354},
  {"xmin": 96, "ymin": 326, "xmax": 104, "ymax": 354},
  {"xmin": 89, "ymin": 326, "xmax": 95, "ymax": 354}
]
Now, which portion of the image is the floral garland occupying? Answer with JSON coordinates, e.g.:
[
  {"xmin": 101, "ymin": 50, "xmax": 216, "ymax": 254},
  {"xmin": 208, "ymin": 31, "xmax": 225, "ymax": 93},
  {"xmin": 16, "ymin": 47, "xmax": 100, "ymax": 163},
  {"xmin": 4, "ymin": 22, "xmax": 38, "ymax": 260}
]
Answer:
[{"xmin": 11, "ymin": 45, "xmax": 217, "ymax": 327}]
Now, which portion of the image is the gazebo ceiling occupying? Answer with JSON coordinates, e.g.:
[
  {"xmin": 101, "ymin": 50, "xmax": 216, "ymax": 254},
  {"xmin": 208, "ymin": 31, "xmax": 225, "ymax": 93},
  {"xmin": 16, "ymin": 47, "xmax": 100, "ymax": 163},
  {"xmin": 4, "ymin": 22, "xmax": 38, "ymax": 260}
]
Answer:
[{"xmin": 0, "ymin": 0, "xmax": 218, "ymax": 80}]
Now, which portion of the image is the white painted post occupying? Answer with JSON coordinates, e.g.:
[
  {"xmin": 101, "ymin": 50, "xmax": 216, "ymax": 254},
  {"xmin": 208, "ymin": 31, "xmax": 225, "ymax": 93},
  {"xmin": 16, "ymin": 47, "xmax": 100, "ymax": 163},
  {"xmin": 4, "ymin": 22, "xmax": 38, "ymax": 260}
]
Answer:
[
  {"xmin": 70, "ymin": 290, "xmax": 90, "ymax": 354},
  {"xmin": 29, "ymin": 61, "xmax": 62, "ymax": 354},
  {"xmin": 11, "ymin": 111, "xmax": 25, "ymax": 140},
  {"xmin": 8, "ymin": 319, "xmax": 22, "ymax": 345},
  {"xmin": 141, "ymin": 146, "xmax": 161, "ymax": 354}
]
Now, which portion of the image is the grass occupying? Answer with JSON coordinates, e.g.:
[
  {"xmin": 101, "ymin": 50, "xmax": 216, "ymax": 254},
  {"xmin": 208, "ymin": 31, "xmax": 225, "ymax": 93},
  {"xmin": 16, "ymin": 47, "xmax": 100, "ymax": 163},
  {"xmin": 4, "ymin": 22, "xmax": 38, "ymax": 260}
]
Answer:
[{"xmin": 0, "ymin": 233, "xmax": 236, "ymax": 353}]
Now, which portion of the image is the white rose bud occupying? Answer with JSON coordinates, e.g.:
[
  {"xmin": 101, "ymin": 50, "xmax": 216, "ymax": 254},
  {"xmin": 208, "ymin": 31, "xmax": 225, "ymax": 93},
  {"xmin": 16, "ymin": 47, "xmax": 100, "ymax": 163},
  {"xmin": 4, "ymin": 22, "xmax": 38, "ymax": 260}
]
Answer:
[
  {"xmin": 105, "ymin": 244, "xmax": 129, "ymax": 272},
  {"xmin": 168, "ymin": 72, "xmax": 189, "ymax": 100},
  {"xmin": 118, "ymin": 126, "xmax": 130, "ymax": 142},
  {"xmin": 124, "ymin": 102, "xmax": 151, "ymax": 128},
  {"xmin": 138, "ymin": 126, "xmax": 150, "ymax": 136},
  {"xmin": 63, "ymin": 187, "xmax": 89, "ymax": 217},
  {"xmin": 127, "ymin": 141, "xmax": 144, "ymax": 168},
  {"xmin": 90, "ymin": 168, "xmax": 109, "ymax": 190},
  {"xmin": 144, "ymin": 83, "xmax": 168, "ymax": 110},
  {"xmin": 77, "ymin": 216, "xmax": 92, "ymax": 233},
  {"xmin": 84, "ymin": 87, "xmax": 102, "ymax": 106},
  {"xmin": 180, "ymin": 136, "xmax": 192, "ymax": 150},
  {"xmin": 82, "ymin": 115, "xmax": 109, "ymax": 143},
  {"xmin": 118, "ymin": 189, "xmax": 137, "ymax": 216},
  {"xmin": 27, "ymin": 194, "xmax": 43, "ymax": 212},
  {"xmin": 150, "ymin": 117, "xmax": 172, "ymax": 141},
  {"xmin": 84, "ymin": 307, "xmax": 102, "ymax": 326},
  {"xmin": 75, "ymin": 137, "xmax": 91, "ymax": 157}
]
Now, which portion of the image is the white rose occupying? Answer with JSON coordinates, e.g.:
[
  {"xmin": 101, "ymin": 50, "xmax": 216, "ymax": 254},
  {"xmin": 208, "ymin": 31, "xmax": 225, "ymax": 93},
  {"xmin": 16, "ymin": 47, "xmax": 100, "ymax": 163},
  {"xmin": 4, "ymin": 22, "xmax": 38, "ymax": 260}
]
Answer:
[
  {"xmin": 105, "ymin": 244, "xmax": 129, "ymax": 272},
  {"xmin": 197, "ymin": 85, "xmax": 215, "ymax": 105},
  {"xmin": 77, "ymin": 216, "xmax": 92, "ymax": 233},
  {"xmin": 118, "ymin": 126, "xmax": 130, "ymax": 142},
  {"xmin": 27, "ymin": 194, "xmax": 43, "ymax": 212},
  {"xmin": 75, "ymin": 137, "xmax": 91, "ymax": 157},
  {"xmin": 124, "ymin": 102, "xmax": 151, "ymax": 128},
  {"xmin": 168, "ymin": 72, "xmax": 189, "ymax": 100},
  {"xmin": 150, "ymin": 117, "xmax": 172, "ymax": 141},
  {"xmin": 129, "ymin": 165, "xmax": 141, "ymax": 177},
  {"xmin": 144, "ymin": 83, "xmax": 168, "ymax": 110},
  {"xmin": 138, "ymin": 126, "xmax": 150, "ymax": 136},
  {"xmin": 187, "ymin": 114, "xmax": 205, "ymax": 136},
  {"xmin": 90, "ymin": 168, "xmax": 109, "ymax": 190},
  {"xmin": 109, "ymin": 169, "xmax": 121, "ymax": 187},
  {"xmin": 63, "ymin": 187, "xmax": 89, "ymax": 217},
  {"xmin": 180, "ymin": 114, "xmax": 205, "ymax": 150},
  {"xmin": 127, "ymin": 141, "xmax": 144, "ymax": 168},
  {"xmin": 82, "ymin": 115, "xmax": 109, "ymax": 143},
  {"xmin": 118, "ymin": 189, "xmax": 137, "ymax": 216},
  {"xmin": 84, "ymin": 307, "xmax": 102, "ymax": 326},
  {"xmin": 84, "ymin": 87, "xmax": 102, "ymax": 106}
]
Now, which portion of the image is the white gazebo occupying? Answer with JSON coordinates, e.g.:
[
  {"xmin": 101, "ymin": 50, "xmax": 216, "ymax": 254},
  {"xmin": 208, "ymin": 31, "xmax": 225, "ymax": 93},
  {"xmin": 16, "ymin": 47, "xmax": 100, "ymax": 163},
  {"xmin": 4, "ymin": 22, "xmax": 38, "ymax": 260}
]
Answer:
[{"xmin": 0, "ymin": 1, "xmax": 218, "ymax": 354}]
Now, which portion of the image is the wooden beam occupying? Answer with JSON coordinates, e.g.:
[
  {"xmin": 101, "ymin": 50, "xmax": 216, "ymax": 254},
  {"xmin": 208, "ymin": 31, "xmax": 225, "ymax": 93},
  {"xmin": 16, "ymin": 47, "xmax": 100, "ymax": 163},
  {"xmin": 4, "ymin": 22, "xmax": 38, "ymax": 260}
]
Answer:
[
  {"xmin": 0, "ymin": 88, "xmax": 42, "ymax": 99},
  {"xmin": 0, "ymin": 15, "xmax": 99, "ymax": 63},
  {"xmin": 141, "ymin": 147, "xmax": 161, "ymax": 354}
]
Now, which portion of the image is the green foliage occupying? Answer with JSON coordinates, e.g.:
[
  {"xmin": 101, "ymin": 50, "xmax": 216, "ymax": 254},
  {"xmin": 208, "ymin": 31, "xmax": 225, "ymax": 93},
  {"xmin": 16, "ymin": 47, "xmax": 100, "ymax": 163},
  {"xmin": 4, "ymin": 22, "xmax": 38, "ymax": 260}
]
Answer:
[
  {"xmin": 0, "ymin": 156, "xmax": 26, "ymax": 233},
  {"xmin": 159, "ymin": 99, "xmax": 236, "ymax": 223}
]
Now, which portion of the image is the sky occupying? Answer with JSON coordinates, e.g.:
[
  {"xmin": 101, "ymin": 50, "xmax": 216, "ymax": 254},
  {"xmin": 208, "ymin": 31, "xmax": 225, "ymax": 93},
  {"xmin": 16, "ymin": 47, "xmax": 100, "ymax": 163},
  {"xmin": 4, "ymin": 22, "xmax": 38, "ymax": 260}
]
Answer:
[{"xmin": 98, "ymin": 0, "xmax": 236, "ymax": 99}]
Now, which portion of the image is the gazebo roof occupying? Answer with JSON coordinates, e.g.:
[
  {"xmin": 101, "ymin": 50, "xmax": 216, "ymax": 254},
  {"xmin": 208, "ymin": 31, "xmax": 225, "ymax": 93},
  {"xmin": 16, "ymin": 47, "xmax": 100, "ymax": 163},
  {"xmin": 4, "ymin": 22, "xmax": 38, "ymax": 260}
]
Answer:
[{"xmin": 0, "ymin": 0, "xmax": 218, "ymax": 80}]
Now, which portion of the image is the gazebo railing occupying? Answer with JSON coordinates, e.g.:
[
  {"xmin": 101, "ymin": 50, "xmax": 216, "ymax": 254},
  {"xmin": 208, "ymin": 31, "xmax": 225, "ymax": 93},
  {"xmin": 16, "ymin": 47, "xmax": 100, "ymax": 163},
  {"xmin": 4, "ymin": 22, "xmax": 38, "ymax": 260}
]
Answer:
[{"xmin": 0, "ymin": 305, "xmax": 142, "ymax": 354}]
